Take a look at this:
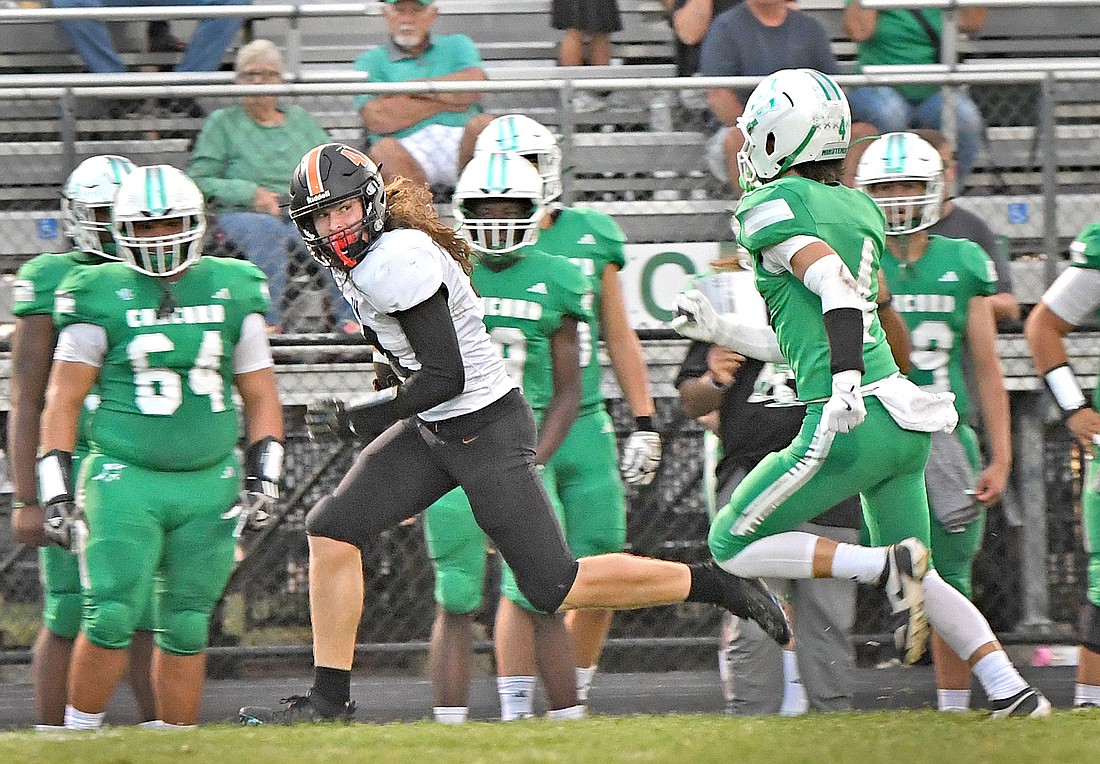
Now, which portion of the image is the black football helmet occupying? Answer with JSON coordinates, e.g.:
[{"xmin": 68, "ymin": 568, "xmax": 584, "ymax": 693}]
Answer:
[{"xmin": 289, "ymin": 143, "xmax": 387, "ymax": 270}]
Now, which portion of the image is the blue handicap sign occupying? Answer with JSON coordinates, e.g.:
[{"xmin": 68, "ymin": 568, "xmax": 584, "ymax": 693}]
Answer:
[
  {"xmin": 37, "ymin": 218, "xmax": 60, "ymax": 240},
  {"xmin": 1007, "ymin": 202, "xmax": 1030, "ymax": 225}
]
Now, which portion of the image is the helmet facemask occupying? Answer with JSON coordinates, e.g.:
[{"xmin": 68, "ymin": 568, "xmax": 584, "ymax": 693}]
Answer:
[
  {"xmin": 855, "ymin": 132, "xmax": 945, "ymax": 235},
  {"xmin": 453, "ymin": 151, "xmax": 546, "ymax": 265},
  {"xmin": 111, "ymin": 165, "xmax": 206, "ymax": 277},
  {"xmin": 63, "ymin": 198, "xmax": 118, "ymax": 259},
  {"xmin": 289, "ymin": 144, "xmax": 387, "ymax": 272}
]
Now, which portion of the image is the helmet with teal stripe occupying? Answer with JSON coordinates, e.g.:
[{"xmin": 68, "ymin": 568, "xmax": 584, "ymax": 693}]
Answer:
[
  {"xmin": 736, "ymin": 68, "xmax": 851, "ymax": 192},
  {"xmin": 473, "ymin": 114, "xmax": 562, "ymax": 207},
  {"xmin": 855, "ymin": 131, "xmax": 944, "ymax": 235},
  {"xmin": 112, "ymin": 165, "xmax": 206, "ymax": 277},
  {"xmin": 453, "ymin": 151, "xmax": 545, "ymax": 262},
  {"xmin": 61, "ymin": 154, "xmax": 136, "ymax": 260}
]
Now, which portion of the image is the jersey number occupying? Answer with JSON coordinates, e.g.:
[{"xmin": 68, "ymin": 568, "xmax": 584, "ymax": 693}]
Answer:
[
  {"xmin": 128, "ymin": 331, "xmax": 226, "ymax": 416},
  {"xmin": 909, "ymin": 319, "xmax": 953, "ymax": 392}
]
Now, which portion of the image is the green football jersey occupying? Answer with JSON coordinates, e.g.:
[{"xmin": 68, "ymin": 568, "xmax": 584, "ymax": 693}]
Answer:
[
  {"xmin": 13, "ymin": 250, "xmax": 107, "ymax": 451},
  {"xmin": 880, "ymin": 235, "xmax": 996, "ymax": 421},
  {"xmin": 53, "ymin": 256, "xmax": 270, "ymax": 472},
  {"xmin": 534, "ymin": 207, "xmax": 627, "ymax": 411},
  {"xmin": 1068, "ymin": 223, "xmax": 1100, "ymax": 410},
  {"xmin": 473, "ymin": 247, "xmax": 590, "ymax": 412},
  {"xmin": 735, "ymin": 176, "xmax": 898, "ymax": 401}
]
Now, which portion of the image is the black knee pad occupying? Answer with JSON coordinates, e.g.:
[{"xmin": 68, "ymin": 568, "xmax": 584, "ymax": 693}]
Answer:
[
  {"xmin": 1081, "ymin": 601, "xmax": 1100, "ymax": 654},
  {"xmin": 514, "ymin": 558, "xmax": 579, "ymax": 614}
]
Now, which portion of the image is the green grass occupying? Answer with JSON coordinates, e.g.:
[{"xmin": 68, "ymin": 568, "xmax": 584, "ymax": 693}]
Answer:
[{"xmin": 0, "ymin": 712, "xmax": 1094, "ymax": 764}]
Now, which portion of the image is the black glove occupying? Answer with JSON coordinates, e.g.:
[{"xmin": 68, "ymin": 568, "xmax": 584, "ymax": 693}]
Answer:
[
  {"xmin": 239, "ymin": 437, "xmax": 284, "ymax": 532},
  {"xmin": 305, "ymin": 398, "xmax": 352, "ymax": 440},
  {"xmin": 43, "ymin": 498, "xmax": 86, "ymax": 550},
  {"xmin": 37, "ymin": 449, "xmax": 84, "ymax": 550}
]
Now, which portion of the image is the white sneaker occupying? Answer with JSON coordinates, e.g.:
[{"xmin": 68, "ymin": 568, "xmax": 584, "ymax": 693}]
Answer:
[{"xmin": 879, "ymin": 537, "xmax": 930, "ymax": 665}]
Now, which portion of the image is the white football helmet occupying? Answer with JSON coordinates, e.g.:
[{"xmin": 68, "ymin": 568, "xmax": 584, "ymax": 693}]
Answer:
[
  {"xmin": 112, "ymin": 165, "xmax": 206, "ymax": 277},
  {"xmin": 453, "ymin": 151, "xmax": 546, "ymax": 259},
  {"xmin": 473, "ymin": 114, "xmax": 563, "ymax": 206},
  {"xmin": 855, "ymin": 132, "xmax": 944, "ymax": 235},
  {"xmin": 61, "ymin": 154, "xmax": 136, "ymax": 259},
  {"xmin": 736, "ymin": 68, "xmax": 851, "ymax": 192}
]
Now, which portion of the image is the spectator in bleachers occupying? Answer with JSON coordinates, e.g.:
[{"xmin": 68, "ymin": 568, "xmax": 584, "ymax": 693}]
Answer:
[
  {"xmin": 697, "ymin": 0, "xmax": 841, "ymax": 191},
  {"xmin": 916, "ymin": 128, "xmax": 1020, "ymax": 325},
  {"xmin": 553, "ymin": 0, "xmax": 621, "ymax": 113},
  {"xmin": 354, "ymin": 0, "xmax": 494, "ymax": 197},
  {"xmin": 662, "ymin": 0, "xmax": 742, "ymax": 79},
  {"xmin": 52, "ymin": 0, "xmax": 247, "ymax": 112},
  {"xmin": 187, "ymin": 39, "xmax": 353, "ymax": 332},
  {"xmin": 843, "ymin": 1, "xmax": 988, "ymax": 190}
]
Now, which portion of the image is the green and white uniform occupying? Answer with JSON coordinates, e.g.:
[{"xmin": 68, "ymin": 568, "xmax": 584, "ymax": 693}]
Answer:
[
  {"xmin": 53, "ymin": 257, "xmax": 269, "ymax": 654},
  {"xmin": 423, "ymin": 248, "xmax": 590, "ymax": 613},
  {"xmin": 712, "ymin": 176, "xmax": 933, "ymax": 562},
  {"xmin": 12, "ymin": 251, "xmax": 154, "ymax": 639},
  {"xmin": 534, "ymin": 208, "xmax": 628, "ymax": 558},
  {"xmin": 881, "ymin": 235, "xmax": 997, "ymax": 598},
  {"xmin": 1042, "ymin": 223, "xmax": 1100, "ymax": 609}
]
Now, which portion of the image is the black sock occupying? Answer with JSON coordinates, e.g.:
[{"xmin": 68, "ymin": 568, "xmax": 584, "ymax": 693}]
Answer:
[
  {"xmin": 313, "ymin": 666, "xmax": 351, "ymax": 705},
  {"xmin": 685, "ymin": 561, "xmax": 723, "ymax": 604}
]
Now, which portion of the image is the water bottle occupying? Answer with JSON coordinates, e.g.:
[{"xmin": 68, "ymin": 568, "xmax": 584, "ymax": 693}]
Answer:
[{"xmin": 649, "ymin": 93, "xmax": 673, "ymax": 133}]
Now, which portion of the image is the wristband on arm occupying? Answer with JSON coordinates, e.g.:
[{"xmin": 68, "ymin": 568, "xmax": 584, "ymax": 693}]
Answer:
[
  {"xmin": 37, "ymin": 449, "xmax": 74, "ymax": 505},
  {"xmin": 1044, "ymin": 363, "xmax": 1087, "ymax": 416}
]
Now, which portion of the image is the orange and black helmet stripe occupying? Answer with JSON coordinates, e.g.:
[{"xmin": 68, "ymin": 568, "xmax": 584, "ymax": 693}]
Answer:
[{"xmin": 302, "ymin": 145, "xmax": 327, "ymax": 197}]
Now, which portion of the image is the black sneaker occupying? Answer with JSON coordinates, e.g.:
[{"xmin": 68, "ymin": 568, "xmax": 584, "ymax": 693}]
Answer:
[
  {"xmin": 878, "ymin": 537, "xmax": 930, "ymax": 665},
  {"xmin": 708, "ymin": 562, "xmax": 791, "ymax": 645},
  {"xmin": 989, "ymin": 687, "xmax": 1052, "ymax": 718},
  {"xmin": 238, "ymin": 690, "xmax": 356, "ymax": 725}
]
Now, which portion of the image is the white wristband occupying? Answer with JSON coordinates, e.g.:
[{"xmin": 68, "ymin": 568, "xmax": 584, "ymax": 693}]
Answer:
[{"xmin": 1045, "ymin": 364, "xmax": 1087, "ymax": 414}]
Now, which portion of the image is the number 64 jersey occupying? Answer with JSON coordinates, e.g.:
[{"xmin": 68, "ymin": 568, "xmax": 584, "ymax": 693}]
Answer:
[
  {"xmin": 53, "ymin": 257, "xmax": 270, "ymax": 472},
  {"xmin": 735, "ymin": 175, "xmax": 899, "ymax": 402}
]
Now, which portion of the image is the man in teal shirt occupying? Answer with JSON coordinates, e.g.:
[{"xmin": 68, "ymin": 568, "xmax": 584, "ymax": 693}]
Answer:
[{"xmin": 354, "ymin": 0, "xmax": 494, "ymax": 193}]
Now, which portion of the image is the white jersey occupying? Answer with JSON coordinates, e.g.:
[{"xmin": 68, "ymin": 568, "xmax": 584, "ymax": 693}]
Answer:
[{"xmin": 339, "ymin": 228, "xmax": 516, "ymax": 421}]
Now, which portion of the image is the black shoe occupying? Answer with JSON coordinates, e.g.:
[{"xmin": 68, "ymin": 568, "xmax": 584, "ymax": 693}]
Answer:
[
  {"xmin": 989, "ymin": 687, "xmax": 1052, "ymax": 718},
  {"xmin": 238, "ymin": 689, "xmax": 356, "ymax": 725},
  {"xmin": 708, "ymin": 562, "xmax": 791, "ymax": 645}
]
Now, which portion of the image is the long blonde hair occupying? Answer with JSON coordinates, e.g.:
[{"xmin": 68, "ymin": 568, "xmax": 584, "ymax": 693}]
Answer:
[{"xmin": 384, "ymin": 178, "xmax": 474, "ymax": 276}]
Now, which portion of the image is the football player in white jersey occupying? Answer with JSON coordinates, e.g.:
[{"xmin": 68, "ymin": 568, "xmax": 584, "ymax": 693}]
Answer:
[{"xmin": 237, "ymin": 143, "xmax": 792, "ymax": 724}]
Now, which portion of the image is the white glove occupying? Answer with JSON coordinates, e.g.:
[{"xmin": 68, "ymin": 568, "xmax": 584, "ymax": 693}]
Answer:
[
  {"xmin": 671, "ymin": 290, "xmax": 723, "ymax": 344},
  {"xmin": 821, "ymin": 369, "xmax": 866, "ymax": 434},
  {"xmin": 621, "ymin": 430, "xmax": 662, "ymax": 486},
  {"xmin": 672, "ymin": 290, "xmax": 785, "ymax": 363}
]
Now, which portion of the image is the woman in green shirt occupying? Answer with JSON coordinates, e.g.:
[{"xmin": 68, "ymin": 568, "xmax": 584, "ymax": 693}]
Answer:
[{"xmin": 188, "ymin": 39, "xmax": 352, "ymax": 331}]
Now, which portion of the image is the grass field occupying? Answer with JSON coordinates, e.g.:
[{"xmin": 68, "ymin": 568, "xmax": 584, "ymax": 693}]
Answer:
[{"xmin": 0, "ymin": 712, "xmax": 1092, "ymax": 764}]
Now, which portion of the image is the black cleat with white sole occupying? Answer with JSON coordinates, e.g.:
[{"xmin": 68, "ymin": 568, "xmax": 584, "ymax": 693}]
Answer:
[
  {"xmin": 705, "ymin": 561, "xmax": 791, "ymax": 645},
  {"xmin": 989, "ymin": 687, "xmax": 1052, "ymax": 718},
  {"xmin": 239, "ymin": 690, "xmax": 356, "ymax": 725}
]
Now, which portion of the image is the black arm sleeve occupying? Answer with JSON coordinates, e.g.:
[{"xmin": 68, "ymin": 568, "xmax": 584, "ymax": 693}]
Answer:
[
  {"xmin": 822, "ymin": 307, "xmax": 866, "ymax": 375},
  {"xmin": 345, "ymin": 288, "xmax": 466, "ymax": 436}
]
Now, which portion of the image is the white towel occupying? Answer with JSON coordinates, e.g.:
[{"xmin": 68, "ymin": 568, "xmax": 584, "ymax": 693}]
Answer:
[{"xmin": 865, "ymin": 374, "xmax": 959, "ymax": 434}]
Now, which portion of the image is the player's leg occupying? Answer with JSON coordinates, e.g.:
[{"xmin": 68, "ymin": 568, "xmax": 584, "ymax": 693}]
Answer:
[
  {"xmin": 494, "ymin": 465, "xmax": 581, "ymax": 719},
  {"xmin": 1075, "ymin": 447, "xmax": 1100, "ymax": 708},
  {"xmin": 32, "ymin": 547, "xmax": 81, "ymax": 728},
  {"xmin": 152, "ymin": 456, "xmax": 239, "ymax": 726},
  {"xmin": 65, "ymin": 456, "xmax": 162, "ymax": 730},
  {"xmin": 241, "ymin": 421, "xmax": 455, "ymax": 724},
  {"xmin": 714, "ymin": 402, "xmax": 932, "ymax": 662},
  {"xmin": 423, "ymin": 488, "xmax": 490, "ymax": 723},
  {"xmin": 552, "ymin": 410, "xmax": 625, "ymax": 701}
]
